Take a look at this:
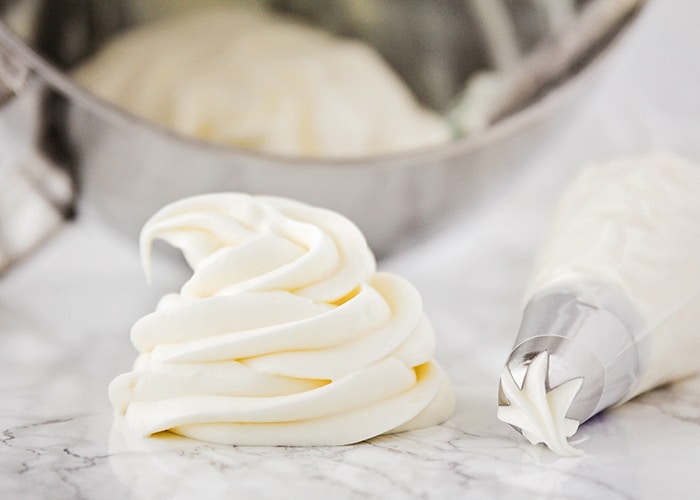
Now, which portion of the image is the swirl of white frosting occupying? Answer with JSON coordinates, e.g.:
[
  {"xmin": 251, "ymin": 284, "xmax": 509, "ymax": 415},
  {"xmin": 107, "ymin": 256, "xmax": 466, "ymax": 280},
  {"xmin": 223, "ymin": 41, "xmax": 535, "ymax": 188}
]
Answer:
[{"xmin": 109, "ymin": 193, "xmax": 454, "ymax": 445}]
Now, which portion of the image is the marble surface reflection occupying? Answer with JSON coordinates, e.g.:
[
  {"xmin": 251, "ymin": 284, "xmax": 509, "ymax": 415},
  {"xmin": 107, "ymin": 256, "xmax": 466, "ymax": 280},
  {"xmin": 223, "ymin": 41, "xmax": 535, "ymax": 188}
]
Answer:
[{"xmin": 3, "ymin": 0, "xmax": 700, "ymax": 498}]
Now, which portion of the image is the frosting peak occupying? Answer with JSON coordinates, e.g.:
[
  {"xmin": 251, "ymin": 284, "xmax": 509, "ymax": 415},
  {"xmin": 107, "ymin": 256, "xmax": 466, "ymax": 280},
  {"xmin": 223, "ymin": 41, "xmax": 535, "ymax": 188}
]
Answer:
[{"xmin": 139, "ymin": 193, "xmax": 376, "ymax": 303}]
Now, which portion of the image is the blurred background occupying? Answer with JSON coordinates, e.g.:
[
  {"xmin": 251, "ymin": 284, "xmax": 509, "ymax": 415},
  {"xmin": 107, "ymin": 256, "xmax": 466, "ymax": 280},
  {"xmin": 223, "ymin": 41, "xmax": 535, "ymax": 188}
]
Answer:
[{"xmin": 0, "ymin": 0, "xmax": 649, "ymax": 261}]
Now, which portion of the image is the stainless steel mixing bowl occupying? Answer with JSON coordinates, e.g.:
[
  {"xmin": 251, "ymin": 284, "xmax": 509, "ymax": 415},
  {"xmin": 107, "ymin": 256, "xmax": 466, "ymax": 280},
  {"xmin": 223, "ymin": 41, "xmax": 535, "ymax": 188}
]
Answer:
[{"xmin": 0, "ymin": 0, "xmax": 645, "ymax": 256}]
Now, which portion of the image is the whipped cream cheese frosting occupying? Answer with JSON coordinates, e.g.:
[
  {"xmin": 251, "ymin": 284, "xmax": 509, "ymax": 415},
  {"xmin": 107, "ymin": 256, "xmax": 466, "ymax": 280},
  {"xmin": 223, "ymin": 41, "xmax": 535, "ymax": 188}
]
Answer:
[
  {"xmin": 109, "ymin": 193, "xmax": 454, "ymax": 445},
  {"xmin": 75, "ymin": 6, "xmax": 450, "ymax": 158},
  {"xmin": 499, "ymin": 153, "xmax": 700, "ymax": 456},
  {"xmin": 498, "ymin": 352, "xmax": 583, "ymax": 457}
]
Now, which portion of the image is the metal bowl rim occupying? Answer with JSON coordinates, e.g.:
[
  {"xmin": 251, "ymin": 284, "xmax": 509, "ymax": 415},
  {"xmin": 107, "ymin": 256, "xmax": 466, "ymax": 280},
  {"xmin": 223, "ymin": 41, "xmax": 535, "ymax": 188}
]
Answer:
[{"xmin": 0, "ymin": 8, "xmax": 640, "ymax": 169}]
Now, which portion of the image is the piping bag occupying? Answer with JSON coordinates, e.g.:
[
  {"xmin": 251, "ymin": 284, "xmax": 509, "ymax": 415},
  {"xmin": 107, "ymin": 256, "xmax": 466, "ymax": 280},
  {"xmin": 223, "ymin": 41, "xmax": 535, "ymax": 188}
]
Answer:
[{"xmin": 497, "ymin": 154, "xmax": 700, "ymax": 456}]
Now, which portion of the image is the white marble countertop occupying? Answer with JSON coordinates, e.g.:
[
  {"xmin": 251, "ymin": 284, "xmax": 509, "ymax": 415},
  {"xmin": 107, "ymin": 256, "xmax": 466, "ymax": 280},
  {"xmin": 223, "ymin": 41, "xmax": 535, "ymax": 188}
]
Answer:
[{"xmin": 3, "ymin": 1, "xmax": 700, "ymax": 498}]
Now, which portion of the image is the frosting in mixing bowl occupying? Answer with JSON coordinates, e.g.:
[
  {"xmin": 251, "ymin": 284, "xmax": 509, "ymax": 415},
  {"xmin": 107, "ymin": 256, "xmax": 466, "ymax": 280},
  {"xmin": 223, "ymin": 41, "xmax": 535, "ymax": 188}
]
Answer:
[
  {"xmin": 75, "ymin": 6, "xmax": 450, "ymax": 158},
  {"xmin": 109, "ymin": 193, "xmax": 454, "ymax": 445}
]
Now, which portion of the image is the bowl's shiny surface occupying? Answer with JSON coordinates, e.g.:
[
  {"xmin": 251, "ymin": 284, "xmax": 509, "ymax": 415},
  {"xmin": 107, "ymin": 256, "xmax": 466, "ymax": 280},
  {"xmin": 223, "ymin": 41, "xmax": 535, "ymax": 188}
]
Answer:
[{"xmin": 0, "ymin": 0, "xmax": 645, "ymax": 255}]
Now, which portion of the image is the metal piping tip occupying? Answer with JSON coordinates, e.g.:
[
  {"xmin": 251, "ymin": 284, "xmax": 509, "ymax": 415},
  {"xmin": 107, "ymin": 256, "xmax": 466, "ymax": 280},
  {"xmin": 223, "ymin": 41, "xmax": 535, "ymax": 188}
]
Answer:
[
  {"xmin": 497, "ymin": 281, "xmax": 644, "ymax": 455},
  {"xmin": 501, "ymin": 335, "xmax": 605, "ymax": 423}
]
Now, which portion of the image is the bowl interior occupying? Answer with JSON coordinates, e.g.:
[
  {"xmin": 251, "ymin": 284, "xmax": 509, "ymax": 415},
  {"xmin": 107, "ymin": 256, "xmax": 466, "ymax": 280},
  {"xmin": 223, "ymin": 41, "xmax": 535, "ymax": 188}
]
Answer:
[{"xmin": 0, "ymin": 0, "xmax": 589, "ymax": 113}]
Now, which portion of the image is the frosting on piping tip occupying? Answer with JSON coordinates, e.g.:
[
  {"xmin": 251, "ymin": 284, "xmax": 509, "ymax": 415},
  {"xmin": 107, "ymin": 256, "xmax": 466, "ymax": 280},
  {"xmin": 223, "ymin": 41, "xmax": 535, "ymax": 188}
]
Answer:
[{"xmin": 498, "ymin": 351, "xmax": 584, "ymax": 457}]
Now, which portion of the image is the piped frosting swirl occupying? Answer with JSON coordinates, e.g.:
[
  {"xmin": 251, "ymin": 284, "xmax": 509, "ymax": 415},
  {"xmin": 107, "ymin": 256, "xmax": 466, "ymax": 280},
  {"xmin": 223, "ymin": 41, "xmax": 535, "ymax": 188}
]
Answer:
[{"xmin": 109, "ymin": 193, "xmax": 453, "ymax": 445}]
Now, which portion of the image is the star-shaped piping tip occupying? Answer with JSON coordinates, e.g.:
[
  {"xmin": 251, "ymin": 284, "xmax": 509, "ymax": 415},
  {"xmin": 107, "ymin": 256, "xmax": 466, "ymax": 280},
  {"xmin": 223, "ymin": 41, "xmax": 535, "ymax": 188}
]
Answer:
[{"xmin": 498, "ymin": 351, "xmax": 585, "ymax": 457}]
